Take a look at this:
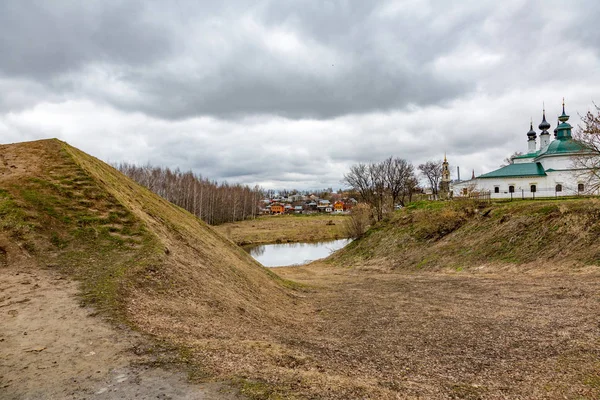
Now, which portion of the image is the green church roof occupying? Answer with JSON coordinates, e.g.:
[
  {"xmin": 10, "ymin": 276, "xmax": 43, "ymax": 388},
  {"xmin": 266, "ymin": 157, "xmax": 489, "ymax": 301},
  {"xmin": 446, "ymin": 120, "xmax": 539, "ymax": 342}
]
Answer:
[
  {"xmin": 478, "ymin": 162, "xmax": 546, "ymax": 179},
  {"xmin": 536, "ymin": 138, "xmax": 586, "ymax": 157}
]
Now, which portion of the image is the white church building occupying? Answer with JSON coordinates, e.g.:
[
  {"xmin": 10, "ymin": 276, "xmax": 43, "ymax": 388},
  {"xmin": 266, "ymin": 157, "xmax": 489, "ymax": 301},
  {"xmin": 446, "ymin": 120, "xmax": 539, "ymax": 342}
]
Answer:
[{"xmin": 453, "ymin": 102, "xmax": 593, "ymax": 199}]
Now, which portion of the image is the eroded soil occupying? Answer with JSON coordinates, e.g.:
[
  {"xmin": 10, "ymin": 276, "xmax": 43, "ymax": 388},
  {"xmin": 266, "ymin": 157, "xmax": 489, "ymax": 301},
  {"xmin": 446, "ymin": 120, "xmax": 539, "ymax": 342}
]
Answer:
[{"xmin": 0, "ymin": 265, "xmax": 241, "ymax": 400}]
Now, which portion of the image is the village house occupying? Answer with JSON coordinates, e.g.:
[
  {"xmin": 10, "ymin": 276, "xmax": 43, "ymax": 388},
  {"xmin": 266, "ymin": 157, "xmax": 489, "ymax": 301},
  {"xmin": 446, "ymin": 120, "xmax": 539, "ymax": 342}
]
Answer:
[
  {"xmin": 317, "ymin": 199, "xmax": 332, "ymax": 213},
  {"xmin": 269, "ymin": 203, "xmax": 285, "ymax": 215},
  {"xmin": 343, "ymin": 198, "xmax": 357, "ymax": 211},
  {"xmin": 261, "ymin": 194, "xmax": 355, "ymax": 215},
  {"xmin": 333, "ymin": 201, "xmax": 344, "ymax": 213}
]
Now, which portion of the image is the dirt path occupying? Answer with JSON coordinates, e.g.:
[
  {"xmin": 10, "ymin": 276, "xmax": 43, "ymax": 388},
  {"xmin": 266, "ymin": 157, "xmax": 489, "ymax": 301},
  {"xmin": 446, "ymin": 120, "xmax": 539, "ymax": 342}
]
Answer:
[{"xmin": 0, "ymin": 266, "xmax": 241, "ymax": 400}]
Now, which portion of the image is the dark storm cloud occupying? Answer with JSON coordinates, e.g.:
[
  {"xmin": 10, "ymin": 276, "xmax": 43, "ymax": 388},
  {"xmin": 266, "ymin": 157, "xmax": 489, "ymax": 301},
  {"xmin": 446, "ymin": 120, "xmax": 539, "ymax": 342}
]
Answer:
[
  {"xmin": 2, "ymin": 0, "xmax": 600, "ymax": 189},
  {"xmin": 0, "ymin": 0, "xmax": 475, "ymax": 119},
  {"xmin": 0, "ymin": 1, "xmax": 172, "ymax": 79},
  {"xmin": 4, "ymin": 0, "xmax": 596, "ymax": 120}
]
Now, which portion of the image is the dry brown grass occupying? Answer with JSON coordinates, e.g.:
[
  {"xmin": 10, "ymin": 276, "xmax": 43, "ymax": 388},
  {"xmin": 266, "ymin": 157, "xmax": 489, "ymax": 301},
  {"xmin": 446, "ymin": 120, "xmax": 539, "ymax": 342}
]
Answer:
[
  {"xmin": 272, "ymin": 264, "xmax": 600, "ymax": 399},
  {"xmin": 215, "ymin": 213, "xmax": 348, "ymax": 245},
  {"xmin": 334, "ymin": 198, "xmax": 600, "ymax": 271}
]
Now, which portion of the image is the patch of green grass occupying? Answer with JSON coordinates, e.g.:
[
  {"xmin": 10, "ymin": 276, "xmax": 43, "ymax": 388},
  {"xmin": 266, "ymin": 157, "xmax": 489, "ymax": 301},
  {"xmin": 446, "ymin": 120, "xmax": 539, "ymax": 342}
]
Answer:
[
  {"xmin": 237, "ymin": 379, "xmax": 288, "ymax": 400},
  {"xmin": 50, "ymin": 231, "xmax": 68, "ymax": 248},
  {"xmin": 0, "ymin": 190, "xmax": 30, "ymax": 232},
  {"xmin": 584, "ymin": 374, "xmax": 600, "ymax": 389},
  {"xmin": 450, "ymin": 383, "xmax": 486, "ymax": 399},
  {"xmin": 404, "ymin": 200, "xmax": 447, "ymax": 211},
  {"xmin": 535, "ymin": 205, "xmax": 559, "ymax": 215},
  {"xmin": 415, "ymin": 258, "xmax": 428, "ymax": 269}
]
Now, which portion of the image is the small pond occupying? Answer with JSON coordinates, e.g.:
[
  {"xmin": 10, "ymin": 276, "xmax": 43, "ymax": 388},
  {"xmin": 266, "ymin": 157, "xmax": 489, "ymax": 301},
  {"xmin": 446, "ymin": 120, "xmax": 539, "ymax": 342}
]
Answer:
[{"xmin": 244, "ymin": 238, "xmax": 352, "ymax": 267}]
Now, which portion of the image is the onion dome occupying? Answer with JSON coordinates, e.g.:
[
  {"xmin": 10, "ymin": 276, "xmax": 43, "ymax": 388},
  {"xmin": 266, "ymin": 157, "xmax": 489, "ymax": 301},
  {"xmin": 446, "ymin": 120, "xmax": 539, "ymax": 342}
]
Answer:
[
  {"xmin": 538, "ymin": 108, "xmax": 551, "ymax": 132},
  {"xmin": 556, "ymin": 100, "xmax": 573, "ymax": 140},
  {"xmin": 558, "ymin": 98, "xmax": 570, "ymax": 123},
  {"xmin": 554, "ymin": 118, "xmax": 559, "ymax": 138},
  {"xmin": 527, "ymin": 121, "xmax": 537, "ymax": 140}
]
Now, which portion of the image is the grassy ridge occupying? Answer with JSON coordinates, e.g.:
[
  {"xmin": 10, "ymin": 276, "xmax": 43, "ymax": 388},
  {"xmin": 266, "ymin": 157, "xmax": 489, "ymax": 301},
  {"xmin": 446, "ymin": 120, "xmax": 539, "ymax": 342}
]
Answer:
[
  {"xmin": 0, "ymin": 138, "xmax": 295, "ymax": 327},
  {"xmin": 334, "ymin": 198, "xmax": 600, "ymax": 270},
  {"xmin": 0, "ymin": 140, "xmax": 162, "ymax": 318}
]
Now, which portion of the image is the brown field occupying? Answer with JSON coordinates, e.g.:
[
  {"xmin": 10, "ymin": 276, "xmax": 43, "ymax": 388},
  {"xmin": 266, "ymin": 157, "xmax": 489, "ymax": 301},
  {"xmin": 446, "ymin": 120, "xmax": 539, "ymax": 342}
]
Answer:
[
  {"xmin": 214, "ymin": 213, "xmax": 349, "ymax": 245},
  {"xmin": 270, "ymin": 264, "xmax": 600, "ymax": 399}
]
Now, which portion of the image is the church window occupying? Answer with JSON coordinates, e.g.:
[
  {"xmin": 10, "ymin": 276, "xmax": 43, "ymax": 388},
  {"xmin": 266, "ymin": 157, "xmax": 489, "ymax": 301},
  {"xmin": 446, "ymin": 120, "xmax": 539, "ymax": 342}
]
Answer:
[
  {"xmin": 555, "ymin": 184, "xmax": 562, "ymax": 192},
  {"xmin": 530, "ymin": 184, "xmax": 537, "ymax": 193},
  {"xmin": 494, "ymin": 186, "xmax": 499, "ymax": 193},
  {"xmin": 578, "ymin": 183, "xmax": 585, "ymax": 192},
  {"xmin": 508, "ymin": 185, "xmax": 515, "ymax": 193}
]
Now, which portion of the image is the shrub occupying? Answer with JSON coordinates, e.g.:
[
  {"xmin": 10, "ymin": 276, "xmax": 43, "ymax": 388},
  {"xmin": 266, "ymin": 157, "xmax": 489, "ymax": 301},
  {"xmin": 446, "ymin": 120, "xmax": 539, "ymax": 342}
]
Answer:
[{"xmin": 344, "ymin": 203, "xmax": 372, "ymax": 238}]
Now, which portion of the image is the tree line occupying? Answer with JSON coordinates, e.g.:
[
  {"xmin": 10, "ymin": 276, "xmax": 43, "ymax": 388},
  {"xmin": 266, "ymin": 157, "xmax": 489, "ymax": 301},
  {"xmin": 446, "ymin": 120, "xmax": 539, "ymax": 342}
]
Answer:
[{"xmin": 116, "ymin": 163, "xmax": 261, "ymax": 225}]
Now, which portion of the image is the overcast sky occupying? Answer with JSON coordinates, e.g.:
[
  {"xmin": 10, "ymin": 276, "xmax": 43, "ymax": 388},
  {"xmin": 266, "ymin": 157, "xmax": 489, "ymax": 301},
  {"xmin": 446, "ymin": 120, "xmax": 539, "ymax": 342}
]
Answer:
[{"xmin": 1, "ymin": 0, "xmax": 599, "ymax": 190}]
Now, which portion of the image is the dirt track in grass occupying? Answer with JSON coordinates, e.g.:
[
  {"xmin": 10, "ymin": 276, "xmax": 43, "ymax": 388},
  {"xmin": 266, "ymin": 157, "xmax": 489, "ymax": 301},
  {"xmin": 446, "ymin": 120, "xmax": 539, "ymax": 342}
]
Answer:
[{"xmin": 0, "ymin": 263, "xmax": 242, "ymax": 400}]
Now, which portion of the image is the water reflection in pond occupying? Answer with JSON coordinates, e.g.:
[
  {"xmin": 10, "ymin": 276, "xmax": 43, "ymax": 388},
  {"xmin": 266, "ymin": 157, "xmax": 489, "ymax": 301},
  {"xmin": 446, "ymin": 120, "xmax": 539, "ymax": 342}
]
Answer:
[{"xmin": 245, "ymin": 238, "xmax": 352, "ymax": 267}]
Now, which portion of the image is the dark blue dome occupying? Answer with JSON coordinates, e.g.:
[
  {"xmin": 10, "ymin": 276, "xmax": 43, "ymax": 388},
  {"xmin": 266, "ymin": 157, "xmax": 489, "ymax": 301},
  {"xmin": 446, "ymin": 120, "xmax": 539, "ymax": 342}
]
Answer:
[
  {"xmin": 527, "ymin": 122, "xmax": 537, "ymax": 139},
  {"xmin": 538, "ymin": 110, "xmax": 551, "ymax": 131}
]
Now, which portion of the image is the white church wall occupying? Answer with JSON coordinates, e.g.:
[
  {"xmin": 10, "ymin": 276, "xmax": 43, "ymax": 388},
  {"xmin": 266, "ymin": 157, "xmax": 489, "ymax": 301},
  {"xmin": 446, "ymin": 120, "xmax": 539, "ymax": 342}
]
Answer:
[
  {"xmin": 539, "ymin": 135, "xmax": 551, "ymax": 151},
  {"xmin": 478, "ymin": 177, "xmax": 549, "ymax": 199},
  {"xmin": 453, "ymin": 171, "xmax": 588, "ymax": 199},
  {"xmin": 538, "ymin": 155, "xmax": 574, "ymax": 171}
]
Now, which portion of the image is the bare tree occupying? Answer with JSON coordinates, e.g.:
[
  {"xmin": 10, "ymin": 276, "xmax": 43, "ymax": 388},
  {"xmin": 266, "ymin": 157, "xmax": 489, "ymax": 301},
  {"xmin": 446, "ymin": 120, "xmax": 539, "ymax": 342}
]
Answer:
[
  {"xmin": 370, "ymin": 161, "xmax": 387, "ymax": 221},
  {"xmin": 343, "ymin": 163, "xmax": 381, "ymax": 220},
  {"xmin": 572, "ymin": 103, "xmax": 600, "ymax": 193},
  {"xmin": 501, "ymin": 151, "xmax": 524, "ymax": 167},
  {"xmin": 382, "ymin": 157, "xmax": 418, "ymax": 207},
  {"xmin": 418, "ymin": 160, "xmax": 443, "ymax": 198},
  {"xmin": 344, "ymin": 157, "xmax": 418, "ymax": 220}
]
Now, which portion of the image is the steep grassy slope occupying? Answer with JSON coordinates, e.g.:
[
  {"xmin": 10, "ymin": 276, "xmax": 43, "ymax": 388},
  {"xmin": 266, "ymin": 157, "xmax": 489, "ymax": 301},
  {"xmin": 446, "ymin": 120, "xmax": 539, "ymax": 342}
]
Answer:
[
  {"xmin": 333, "ymin": 198, "xmax": 600, "ymax": 270},
  {"xmin": 0, "ymin": 139, "xmax": 301, "ymax": 382},
  {"xmin": 0, "ymin": 139, "xmax": 163, "ymax": 314}
]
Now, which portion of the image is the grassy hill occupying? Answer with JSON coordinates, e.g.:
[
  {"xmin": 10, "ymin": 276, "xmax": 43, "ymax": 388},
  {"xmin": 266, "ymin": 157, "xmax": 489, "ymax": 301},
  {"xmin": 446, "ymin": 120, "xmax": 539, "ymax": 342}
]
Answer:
[
  {"xmin": 0, "ymin": 139, "xmax": 301, "ymax": 383},
  {"xmin": 333, "ymin": 198, "xmax": 600, "ymax": 271}
]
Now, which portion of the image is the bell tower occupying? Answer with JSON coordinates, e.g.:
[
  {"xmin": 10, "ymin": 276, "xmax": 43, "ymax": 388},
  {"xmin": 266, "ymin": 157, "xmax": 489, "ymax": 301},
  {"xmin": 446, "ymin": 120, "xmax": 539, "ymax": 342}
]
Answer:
[{"xmin": 440, "ymin": 153, "xmax": 451, "ymax": 198}]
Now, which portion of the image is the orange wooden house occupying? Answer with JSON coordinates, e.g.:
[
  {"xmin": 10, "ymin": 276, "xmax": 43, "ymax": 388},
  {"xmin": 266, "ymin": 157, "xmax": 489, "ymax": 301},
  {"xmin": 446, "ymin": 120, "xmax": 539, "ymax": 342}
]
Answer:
[
  {"xmin": 270, "ymin": 203, "xmax": 285, "ymax": 214},
  {"xmin": 333, "ymin": 201, "xmax": 345, "ymax": 212}
]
